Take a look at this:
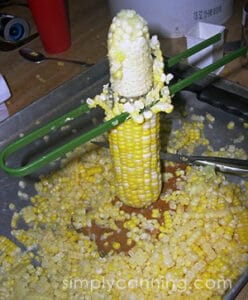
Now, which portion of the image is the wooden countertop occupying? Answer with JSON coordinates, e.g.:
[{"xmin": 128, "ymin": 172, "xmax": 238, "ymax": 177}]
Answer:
[
  {"xmin": 0, "ymin": 0, "xmax": 247, "ymax": 116},
  {"xmin": 0, "ymin": 1, "xmax": 247, "ymax": 299},
  {"xmin": 0, "ymin": 0, "xmax": 111, "ymax": 115}
]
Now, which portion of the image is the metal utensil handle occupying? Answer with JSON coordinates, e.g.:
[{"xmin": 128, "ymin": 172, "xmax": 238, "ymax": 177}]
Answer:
[
  {"xmin": 46, "ymin": 57, "xmax": 94, "ymax": 67},
  {"xmin": 190, "ymin": 156, "xmax": 248, "ymax": 176},
  {"xmin": 93, "ymin": 141, "xmax": 248, "ymax": 176}
]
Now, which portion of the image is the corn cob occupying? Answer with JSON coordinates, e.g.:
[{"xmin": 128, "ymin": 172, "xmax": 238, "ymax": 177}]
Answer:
[
  {"xmin": 87, "ymin": 10, "xmax": 173, "ymax": 207},
  {"xmin": 109, "ymin": 114, "xmax": 161, "ymax": 207}
]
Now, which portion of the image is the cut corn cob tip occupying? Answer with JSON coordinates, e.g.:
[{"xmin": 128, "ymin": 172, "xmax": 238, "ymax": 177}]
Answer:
[
  {"xmin": 86, "ymin": 10, "xmax": 173, "ymax": 120},
  {"xmin": 108, "ymin": 9, "xmax": 153, "ymax": 98}
]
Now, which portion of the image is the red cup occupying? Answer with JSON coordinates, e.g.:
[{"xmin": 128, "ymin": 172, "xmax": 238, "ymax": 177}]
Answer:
[{"xmin": 28, "ymin": 0, "xmax": 71, "ymax": 53}]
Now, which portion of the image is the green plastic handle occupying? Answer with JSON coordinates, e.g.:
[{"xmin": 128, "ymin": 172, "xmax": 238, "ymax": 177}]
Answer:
[
  {"xmin": 0, "ymin": 109, "xmax": 129, "ymax": 176},
  {"xmin": 0, "ymin": 46, "xmax": 247, "ymax": 176},
  {"xmin": 166, "ymin": 33, "xmax": 222, "ymax": 68},
  {"xmin": 169, "ymin": 46, "xmax": 248, "ymax": 95}
]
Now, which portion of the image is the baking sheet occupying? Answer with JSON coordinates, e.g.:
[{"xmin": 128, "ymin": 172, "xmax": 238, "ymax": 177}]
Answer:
[{"xmin": 0, "ymin": 59, "xmax": 247, "ymax": 299}]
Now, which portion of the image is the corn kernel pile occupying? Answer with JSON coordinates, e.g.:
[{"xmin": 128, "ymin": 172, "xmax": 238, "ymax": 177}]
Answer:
[{"xmin": 0, "ymin": 130, "xmax": 248, "ymax": 299}]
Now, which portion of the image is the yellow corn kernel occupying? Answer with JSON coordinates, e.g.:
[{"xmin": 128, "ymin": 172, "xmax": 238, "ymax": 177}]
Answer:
[
  {"xmin": 151, "ymin": 209, "xmax": 161, "ymax": 218},
  {"xmin": 237, "ymin": 227, "xmax": 248, "ymax": 244},
  {"xmin": 11, "ymin": 212, "xmax": 20, "ymax": 229},
  {"xmin": 112, "ymin": 242, "xmax": 121, "ymax": 250},
  {"xmin": 227, "ymin": 121, "xmax": 235, "ymax": 130},
  {"xmin": 127, "ymin": 238, "xmax": 133, "ymax": 246},
  {"xmin": 206, "ymin": 113, "xmax": 215, "ymax": 123},
  {"xmin": 0, "ymin": 236, "xmax": 20, "ymax": 253},
  {"xmin": 190, "ymin": 244, "xmax": 205, "ymax": 258},
  {"xmin": 163, "ymin": 211, "xmax": 173, "ymax": 227},
  {"xmin": 158, "ymin": 233, "xmax": 165, "ymax": 240}
]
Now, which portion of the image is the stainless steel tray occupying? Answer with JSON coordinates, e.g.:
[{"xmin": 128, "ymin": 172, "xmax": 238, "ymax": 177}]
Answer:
[{"xmin": 0, "ymin": 59, "xmax": 247, "ymax": 299}]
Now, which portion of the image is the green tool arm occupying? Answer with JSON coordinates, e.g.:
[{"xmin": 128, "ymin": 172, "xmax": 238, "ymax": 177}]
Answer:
[{"xmin": 0, "ymin": 45, "xmax": 246, "ymax": 177}]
